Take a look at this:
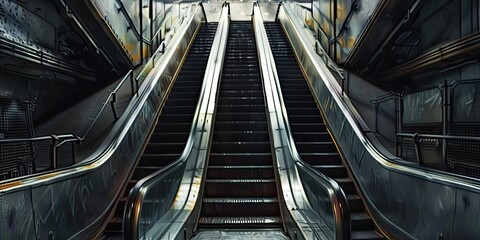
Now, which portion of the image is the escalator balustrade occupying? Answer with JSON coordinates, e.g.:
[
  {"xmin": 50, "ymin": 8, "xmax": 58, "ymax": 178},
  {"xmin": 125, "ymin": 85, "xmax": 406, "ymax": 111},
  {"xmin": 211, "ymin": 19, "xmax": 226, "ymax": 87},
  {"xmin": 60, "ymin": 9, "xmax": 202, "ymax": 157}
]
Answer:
[
  {"xmin": 102, "ymin": 23, "xmax": 218, "ymax": 239},
  {"xmin": 265, "ymin": 22, "xmax": 385, "ymax": 240}
]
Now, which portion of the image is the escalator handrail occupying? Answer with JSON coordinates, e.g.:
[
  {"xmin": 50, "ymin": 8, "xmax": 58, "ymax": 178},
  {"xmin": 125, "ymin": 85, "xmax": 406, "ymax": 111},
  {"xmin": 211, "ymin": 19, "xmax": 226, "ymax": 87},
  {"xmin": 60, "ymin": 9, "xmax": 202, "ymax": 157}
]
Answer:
[
  {"xmin": 123, "ymin": 3, "xmax": 230, "ymax": 239},
  {"xmin": 253, "ymin": 4, "xmax": 350, "ymax": 240}
]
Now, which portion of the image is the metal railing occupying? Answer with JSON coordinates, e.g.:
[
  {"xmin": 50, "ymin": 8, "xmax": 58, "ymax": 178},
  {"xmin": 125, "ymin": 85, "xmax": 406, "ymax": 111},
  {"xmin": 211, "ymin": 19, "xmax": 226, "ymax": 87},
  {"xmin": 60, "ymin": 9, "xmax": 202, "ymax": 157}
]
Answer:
[
  {"xmin": 371, "ymin": 79, "xmax": 480, "ymax": 178},
  {"xmin": 0, "ymin": 69, "xmax": 137, "ymax": 176}
]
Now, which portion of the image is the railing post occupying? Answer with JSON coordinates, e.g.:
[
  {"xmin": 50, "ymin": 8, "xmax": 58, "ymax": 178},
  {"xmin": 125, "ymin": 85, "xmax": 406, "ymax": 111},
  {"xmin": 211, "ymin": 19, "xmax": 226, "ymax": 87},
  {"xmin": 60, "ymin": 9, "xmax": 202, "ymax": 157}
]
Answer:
[
  {"xmin": 50, "ymin": 135, "xmax": 59, "ymax": 170},
  {"xmin": 395, "ymin": 135, "xmax": 399, "ymax": 157},
  {"xmin": 413, "ymin": 133, "xmax": 422, "ymax": 165},
  {"xmin": 130, "ymin": 71, "xmax": 135, "ymax": 96},
  {"xmin": 442, "ymin": 80, "xmax": 449, "ymax": 169},
  {"xmin": 111, "ymin": 93, "xmax": 118, "ymax": 121}
]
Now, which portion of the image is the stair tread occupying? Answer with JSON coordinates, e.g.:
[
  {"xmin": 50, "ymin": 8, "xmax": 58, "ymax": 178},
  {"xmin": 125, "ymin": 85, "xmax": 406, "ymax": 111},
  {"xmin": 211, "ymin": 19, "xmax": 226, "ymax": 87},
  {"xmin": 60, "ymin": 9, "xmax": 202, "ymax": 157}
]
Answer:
[
  {"xmin": 206, "ymin": 179, "xmax": 276, "ymax": 183},
  {"xmin": 208, "ymin": 165, "xmax": 273, "ymax": 169},
  {"xmin": 198, "ymin": 216, "xmax": 282, "ymax": 224},
  {"xmin": 203, "ymin": 197, "xmax": 278, "ymax": 203},
  {"xmin": 351, "ymin": 230, "xmax": 384, "ymax": 240}
]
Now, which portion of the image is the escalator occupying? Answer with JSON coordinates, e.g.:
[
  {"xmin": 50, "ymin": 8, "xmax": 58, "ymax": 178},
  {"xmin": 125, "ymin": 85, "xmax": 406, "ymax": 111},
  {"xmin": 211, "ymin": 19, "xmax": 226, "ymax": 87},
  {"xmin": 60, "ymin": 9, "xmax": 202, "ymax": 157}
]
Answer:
[
  {"xmin": 102, "ymin": 23, "xmax": 218, "ymax": 238},
  {"xmin": 197, "ymin": 22, "xmax": 283, "ymax": 230},
  {"xmin": 264, "ymin": 22, "xmax": 385, "ymax": 240}
]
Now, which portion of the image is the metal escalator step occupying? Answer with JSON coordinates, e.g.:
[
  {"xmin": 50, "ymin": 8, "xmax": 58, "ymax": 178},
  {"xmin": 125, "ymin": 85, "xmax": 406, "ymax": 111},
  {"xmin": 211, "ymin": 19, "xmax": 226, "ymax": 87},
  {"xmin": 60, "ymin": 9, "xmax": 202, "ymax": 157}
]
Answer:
[
  {"xmin": 347, "ymin": 194, "xmax": 365, "ymax": 212},
  {"xmin": 289, "ymin": 123, "xmax": 327, "ymax": 132},
  {"xmin": 212, "ymin": 131, "xmax": 269, "ymax": 142},
  {"xmin": 163, "ymin": 98, "xmax": 198, "ymax": 106},
  {"xmin": 289, "ymin": 115, "xmax": 324, "ymax": 123},
  {"xmin": 210, "ymin": 142, "xmax": 271, "ymax": 153},
  {"xmin": 215, "ymin": 112, "xmax": 266, "ymax": 121},
  {"xmin": 157, "ymin": 113, "xmax": 194, "ymax": 123},
  {"xmin": 144, "ymin": 142, "xmax": 185, "ymax": 154},
  {"xmin": 218, "ymin": 97, "xmax": 264, "ymax": 105},
  {"xmin": 284, "ymin": 100, "xmax": 317, "ymax": 108},
  {"xmin": 198, "ymin": 216, "xmax": 282, "ymax": 228},
  {"xmin": 221, "ymin": 84, "xmax": 262, "ymax": 91},
  {"xmin": 139, "ymin": 154, "xmax": 181, "ymax": 166},
  {"xmin": 277, "ymin": 83, "xmax": 309, "ymax": 89},
  {"xmin": 219, "ymin": 90, "xmax": 263, "ymax": 97},
  {"xmin": 335, "ymin": 178, "xmax": 356, "ymax": 194},
  {"xmin": 167, "ymin": 92, "xmax": 201, "ymax": 99},
  {"xmin": 162, "ymin": 106, "xmax": 196, "ymax": 114},
  {"xmin": 217, "ymin": 104, "xmax": 264, "ymax": 112},
  {"xmin": 154, "ymin": 123, "xmax": 191, "ymax": 132},
  {"xmin": 105, "ymin": 217, "xmax": 122, "ymax": 232},
  {"xmin": 281, "ymin": 94, "xmax": 316, "ymax": 101},
  {"xmin": 221, "ymin": 78, "xmax": 260, "ymax": 83},
  {"xmin": 351, "ymin": 230, "xmax": 385, "ymax": 240},
  {"xmin": 312, "ymin": 165, "xmax": 348, "ymax": 178},
  {"xmin": 204, "ymin": 179, "xmax": 277, "ymax": 197},
  {"xmin": 201, "ymin": 197, "xmax": 279, "ymax": 217},
  {"xmin": 149, "ymin": 132, "xmax": 188, "ymax": 143},
  {"xmin": 207, "ymin": 165, "xmax": 274, "ymax": 179},
  {"xmin": 292, "ymin": 132, "xmax": 332, "ymax": 142},
  {"xmin": 296, "ymin": 142, "xmax": 337, "ymax": 153},
  {"xmin": 351, "ymin": 212, "xmax": 374, "ymax": 230},
  {"xmin": 299, "ymin": 152, "xmax": 342, "ymax": 165},
  {"xmin": 214, "ymin": 121, "xmax": 268, "ymax": 131},
  {"xmin": 208, "ymin": 153, "xmax": 273, "ymax": 166}
]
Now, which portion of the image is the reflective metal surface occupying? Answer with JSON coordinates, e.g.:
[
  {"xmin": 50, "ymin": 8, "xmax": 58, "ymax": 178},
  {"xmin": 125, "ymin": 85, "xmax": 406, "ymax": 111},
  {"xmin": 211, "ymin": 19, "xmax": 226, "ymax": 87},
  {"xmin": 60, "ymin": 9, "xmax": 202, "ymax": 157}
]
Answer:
[
  {"xmin": 0, "ymin": 4, "xmax": 204, "ymax": 240},
  {"xmin": 124, "ymin": 4, "xmax": 229, "ymax": 240},
  {"xmin": 193, "ymin": 230, "xmax": 289, "ymax": 240},
  {"xmin": 278, "ymin": 3, "xmax": 480, "ymax": 239},
  {"xmin": 254, "ymin": 4, "xmax": 350, "ymax": 240}
]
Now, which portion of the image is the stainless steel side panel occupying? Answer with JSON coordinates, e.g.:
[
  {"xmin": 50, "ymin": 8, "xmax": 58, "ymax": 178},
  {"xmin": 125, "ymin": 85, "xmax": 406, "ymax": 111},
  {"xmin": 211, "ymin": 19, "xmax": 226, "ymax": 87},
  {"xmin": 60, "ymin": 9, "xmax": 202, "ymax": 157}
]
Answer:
[
  {"xmin": 278, "ymin": 3, "xmax": 480, "ymax": 239},
  {"xmin": 0, "ymin": 5, "xmax": 205, "ymax": 240}
]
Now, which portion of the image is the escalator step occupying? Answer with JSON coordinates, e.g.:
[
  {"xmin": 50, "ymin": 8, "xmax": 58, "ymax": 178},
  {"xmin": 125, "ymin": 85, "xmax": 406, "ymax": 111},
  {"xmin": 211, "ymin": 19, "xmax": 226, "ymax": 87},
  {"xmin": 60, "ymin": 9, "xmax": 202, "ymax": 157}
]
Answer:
[
  {"xmin": 204, "ymin": 179, "xmax": 277, "ymax": 197},
  {"xmin": 299, "ymin": 152, "xmax": 341, "ymax": 165},
  {"xmin": 335, "ymin": 178, "xmax": 356, "ymax": 194},
  {"xmin": 215, "ymin": 112, "xmax": 266, "ymax": 121},
  {"xmin": 351, "ymin": 230, "xmax": 385, "ymax": 240},
  {"xmin": 210, "ymin": 142, "xmax": 271, "ymax": 153},
  {"xmin": 207, "ymin": 165, "xmax": 274, "ymax": 179},
  {"xmin": 145, "ymin": 143, "xmax": 186, "ymax": 154},
  {"xmin": 201, "ymin": 197, "xmax": 279, "ymax": 217},
  {"xmin": 149, "ymin": 132, "xmax": 189, "ymax": 143},
  {"xmin": 198, "ymin": 216, "xmax": 282, "ymax": 228},
  {"xmin": 292, "ymin": 132, "xmax": 332, "ymax": 142},
  {"xmin": 351, "ymin": 212, "xmax": 374, "ymax": 230},
  {"xmin": 347, "ymin": 194, "xmax": 365, "ymax": 212},
  {"xmin": 295, "ymin": 142, "xmax": 337, "ymax": 153},
  {"xmin": 208, "ymin": 153, "xmax": 273, "ymax": 166},
  {"xmin": 312, "ymin": 165, "xmax": 348, "ymax": 178},
  {"xmin": 139, "ymin": 154, "xmax": 181, "ymax": 166},
  {"xmin": 212, "ymin": 131, "xmax": 269, "ymax": 142},
  {"xmin": 214, "ymin": 121, "xmax": 268, "ymax": 131}
]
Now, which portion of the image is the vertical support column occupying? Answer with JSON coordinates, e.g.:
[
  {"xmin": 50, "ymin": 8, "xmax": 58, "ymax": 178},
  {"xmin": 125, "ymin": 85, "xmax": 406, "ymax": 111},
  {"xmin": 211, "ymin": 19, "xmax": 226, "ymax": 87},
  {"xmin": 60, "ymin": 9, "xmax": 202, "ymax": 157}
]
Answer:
[{"xmin": 442, "ymin": 80, "xmax": 449, "ymax": 170}]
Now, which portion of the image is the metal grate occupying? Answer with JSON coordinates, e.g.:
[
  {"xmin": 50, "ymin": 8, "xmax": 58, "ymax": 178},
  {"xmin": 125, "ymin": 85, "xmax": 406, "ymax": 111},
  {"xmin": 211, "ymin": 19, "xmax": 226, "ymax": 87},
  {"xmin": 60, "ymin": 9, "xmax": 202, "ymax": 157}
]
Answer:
[
  {"xmin": 0, "ymin": 98, "xmax": 35, "ymax": 180},
  {"xmin": 399, "ymin": 125, "xmax": 446, "ymax": 169},
  {"xmin": 447, "ymin": 125, "xmax": 480, "ymax": 178}
]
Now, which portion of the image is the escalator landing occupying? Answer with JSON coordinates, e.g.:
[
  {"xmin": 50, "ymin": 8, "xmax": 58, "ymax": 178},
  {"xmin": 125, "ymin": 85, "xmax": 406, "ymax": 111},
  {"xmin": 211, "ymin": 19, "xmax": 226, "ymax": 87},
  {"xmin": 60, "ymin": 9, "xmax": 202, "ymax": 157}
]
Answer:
[{"xmin": 193, "ymin": 230, "xmax": 289, "ymax": 240}]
